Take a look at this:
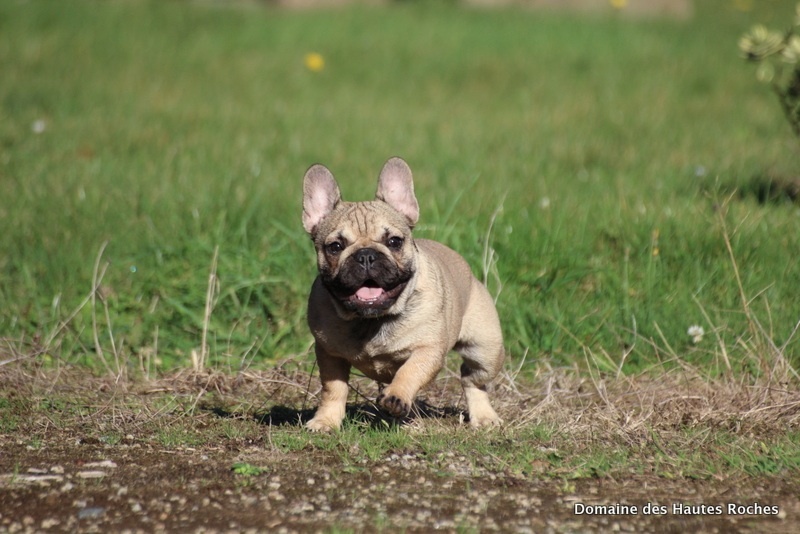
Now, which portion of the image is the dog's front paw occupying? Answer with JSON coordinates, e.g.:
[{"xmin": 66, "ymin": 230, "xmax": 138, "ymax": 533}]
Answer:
[
  {"xmin": 469, "ymin": 413, "xmax": 502, "ymax": 428},
  {"xmin": 305, "ymin": 417, "xmax": 340, "ymax": 433},
  {"xmin": 377, "ymin": 392, "xmax": 412, "ymax": 418},
  {"xmin": 468, "ymin": 405, "xmax": 502, "ymax": 428}
]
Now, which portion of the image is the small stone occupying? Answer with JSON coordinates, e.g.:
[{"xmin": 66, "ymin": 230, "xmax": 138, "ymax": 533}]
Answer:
[
  {"xmin": 77, "ymin": 471, "xmax": 106, "ymax": 479},
  {"xmin": 78, "ymin": 507, "xmax": 105, "ymax": 519},
  {"xmin": 85, "ymin": 460, "xmax": 117, "ymax": 469},
  {"xmin": 41, "ymin": 518, "xmax": 60, "ymax": 529}
]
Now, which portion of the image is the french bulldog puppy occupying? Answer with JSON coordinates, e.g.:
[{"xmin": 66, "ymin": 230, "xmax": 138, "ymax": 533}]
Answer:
[{"xmin": 302, "ymin": 157, "xmax": 504, "ymax": 432}]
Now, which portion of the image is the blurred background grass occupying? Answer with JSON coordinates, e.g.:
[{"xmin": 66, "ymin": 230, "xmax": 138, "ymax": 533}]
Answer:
[{"xmin": 1, "ymin": 0, "xmax": 798, "ymax": 374}]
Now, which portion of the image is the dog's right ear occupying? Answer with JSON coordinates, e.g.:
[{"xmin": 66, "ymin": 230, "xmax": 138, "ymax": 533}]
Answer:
[{"xmin": 302, "ymin": 164, "xmax": 341, "ymax": 235}]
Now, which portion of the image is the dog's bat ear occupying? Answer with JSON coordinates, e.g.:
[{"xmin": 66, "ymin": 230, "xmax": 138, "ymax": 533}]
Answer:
[
  {"xmin": 303, "ymin": 164, "xmax": 342, "ymax": 235},
  {"xmin": 375, "ymin": 157, "xmax": 419, "ymax": 227}
]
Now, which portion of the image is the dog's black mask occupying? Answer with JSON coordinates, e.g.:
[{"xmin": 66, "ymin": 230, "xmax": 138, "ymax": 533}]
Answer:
[{"xmin": 321, "ymin": 248, "xmax": 414, "ymax": 317}]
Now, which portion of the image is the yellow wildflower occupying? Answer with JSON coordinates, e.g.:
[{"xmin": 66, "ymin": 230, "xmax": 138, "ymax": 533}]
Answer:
[{"xmin": 304, "ymin": 52, "xmax": 325, "ymax": 72}]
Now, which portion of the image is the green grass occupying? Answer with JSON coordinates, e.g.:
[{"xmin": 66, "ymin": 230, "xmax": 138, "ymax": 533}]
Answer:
[
  {"xmin": 0, "ymin": 397, "xmax": 19, "ymax": 432},
  {"xmin": 1, "ymin": 0, "xmax": 799, "ymax": 374}
]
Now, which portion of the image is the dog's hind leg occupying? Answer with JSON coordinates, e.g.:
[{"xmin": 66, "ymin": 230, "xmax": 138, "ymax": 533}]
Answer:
[
  {"xmin": 459, "ymin": 354, "xmax": 503, "ymax": 427},
  {"xmin": 456, "ymin": 279, "xmax": 505, "ymax": 428}
]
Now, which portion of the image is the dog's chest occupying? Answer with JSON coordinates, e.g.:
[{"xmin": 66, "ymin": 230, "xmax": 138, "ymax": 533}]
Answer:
[{"xmin": 327, "ymin": 321, "xmax": 410, "ymax": 380}]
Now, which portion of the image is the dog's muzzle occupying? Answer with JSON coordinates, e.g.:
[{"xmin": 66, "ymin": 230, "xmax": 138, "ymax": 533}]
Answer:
[{"xmin": 322, "ymin": 248, "xmax": 413, "ymax": 316}]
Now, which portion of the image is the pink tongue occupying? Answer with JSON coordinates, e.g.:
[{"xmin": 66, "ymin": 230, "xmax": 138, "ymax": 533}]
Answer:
[{"xmin": 356, "ymin": 287, "xmax": 384, "ymax": 301}]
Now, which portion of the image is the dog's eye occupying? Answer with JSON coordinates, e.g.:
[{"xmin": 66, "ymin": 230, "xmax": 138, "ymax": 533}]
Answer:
[
  {"xmin": 386, "ymin": 236, "xmax": 404, "ymax": 250},
  {"xmin": 325, "ymin": 241, "xmax": 344, "ymax": 255}
]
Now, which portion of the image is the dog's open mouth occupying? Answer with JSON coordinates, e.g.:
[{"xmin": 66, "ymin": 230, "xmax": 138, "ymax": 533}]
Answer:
[
  {"xmin": 345, "ymin": 280, "xmax": 407, "ymax": 308},
  {"xmin": 354, "ymin": 285, "xmax": 386, "ymax": 302},
  {"xmin": 328, "ymin": 279, "xmax": 407, "ymax": 315}
]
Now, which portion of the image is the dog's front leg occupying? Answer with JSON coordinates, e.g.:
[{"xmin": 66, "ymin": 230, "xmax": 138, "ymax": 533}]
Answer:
[
  {"xmin": 306, "ymin": 350, "xmax": 351, "ymax": 432},
  {"xmin": 377, "ymin": 348, "xmax": 444, "ymax": 418}
]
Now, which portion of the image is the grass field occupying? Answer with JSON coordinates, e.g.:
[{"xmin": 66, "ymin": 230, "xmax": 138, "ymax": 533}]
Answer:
[
  {"xmin": 2, "ymin": 0, "xmax": 800, "ymax": 376},
  {"xmin": 2, "ymin": 1, "xmax": 800, "ymax": 530}
]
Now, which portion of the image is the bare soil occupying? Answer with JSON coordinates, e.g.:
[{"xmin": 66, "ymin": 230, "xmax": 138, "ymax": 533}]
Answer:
[
  {"xmin": 1, "ymin": 365, "xmax": 798, "ymax": 533},
  {"xmin": 2, "ymin": 440, "xmax": 798, "ymax": 533}
]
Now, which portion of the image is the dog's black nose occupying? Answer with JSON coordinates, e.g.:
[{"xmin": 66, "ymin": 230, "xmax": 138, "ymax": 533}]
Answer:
[{"xmin": 354, "ymin": 248, "xmax": 377, "ymax": 269}]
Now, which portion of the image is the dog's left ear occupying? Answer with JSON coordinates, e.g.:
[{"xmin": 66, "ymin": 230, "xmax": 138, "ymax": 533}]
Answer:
[
  {"xmin": 375, "ymin": 157, "xmax": 419, "ymax": 227},
  {"xmin": 303, "ymin": 164, "xmax": 342, "ymax": 235}
]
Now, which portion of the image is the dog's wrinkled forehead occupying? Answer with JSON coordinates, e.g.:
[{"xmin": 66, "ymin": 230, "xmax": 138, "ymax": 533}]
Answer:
[{"xmin": 317, "ymin": 200, "xmax": 412, "ymax": 243}]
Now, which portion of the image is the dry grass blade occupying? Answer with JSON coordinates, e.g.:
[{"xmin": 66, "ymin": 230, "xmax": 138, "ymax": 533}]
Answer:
[
  {"xmin": 481, "ymin": 197, "xmax": 505, "ymax": 303},
  {"xmin": 193, "ymin": 246, "xmax": 220, "ymax": 374},
  {"xmin": 2, "ymin": 351, "xmax": 799, "ymax": 457},
  {"xmin": 90, "ymin": 241, "xmax": 110, "ymax": 371}
]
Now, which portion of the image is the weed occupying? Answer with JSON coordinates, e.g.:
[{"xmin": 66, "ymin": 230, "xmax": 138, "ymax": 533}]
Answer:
[
  {"xmin": 231, "ymin": 462, "xmax": 268, "ymax": 477},
  {"xmin": 0, "ymin": 398, "xmax": 20, "ymax": 432},
  {"xmin": 26, "ymin": 436, "xmax": 43, "ymax": 450},
  {"xmin": 155, "ymin": 427, "xmax": 203, "ymax": 449},
  {"xmin": 220, "ymin": 419, "xmax": 255, "ymax": 441},
  {"xmin": 100, "ymin": 433, "xmax": 123, "ymax": 446},
  {"xmin": 739, "ymin": 3, "xmax": 800, "ymax": 138},
  {"xmin": 0, "ymin": 416, "xmax": 18, "ymax": 433}
]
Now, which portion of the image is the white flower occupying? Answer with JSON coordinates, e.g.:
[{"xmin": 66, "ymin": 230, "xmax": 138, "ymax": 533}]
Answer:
[
  {"xmin": 739, "ymin": 25, "xmax": 784, "ymax": 60},
  {"xmin": 31, "ymin": 119, "xmax": 47, "ymax": 134},
  {"xmin": 782, "ymin": 35, "xmax": 800, "ymax": 64},
  {"xmin": 687, "ymin": 325, "xmax": 705, "ymax": 344}
]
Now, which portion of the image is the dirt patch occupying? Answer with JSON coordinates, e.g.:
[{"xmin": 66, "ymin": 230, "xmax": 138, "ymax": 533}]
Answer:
[
  {"xmin": 2, "ymin": 440, "xmax": 796, "ymax": 533},
  {"xmin": 1, "ymin": 364, "xmax": 799, "ymax": 532}
]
